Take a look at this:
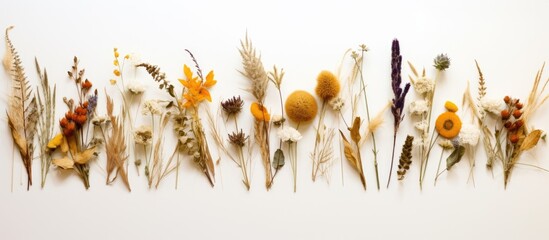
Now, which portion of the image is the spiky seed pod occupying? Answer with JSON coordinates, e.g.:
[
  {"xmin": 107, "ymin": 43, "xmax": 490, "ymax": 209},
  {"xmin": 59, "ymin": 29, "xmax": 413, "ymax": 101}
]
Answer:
[
  {"xmin": 433, "ymin": 54, "xmax": 451, "ymax": 71},
  {"xmin": 221, "ymin": 96, "xmax": 244, "ymax": 115},
  {"xmin": 397, "ymin": 135, "xmax": 414, "ymax": 180}
]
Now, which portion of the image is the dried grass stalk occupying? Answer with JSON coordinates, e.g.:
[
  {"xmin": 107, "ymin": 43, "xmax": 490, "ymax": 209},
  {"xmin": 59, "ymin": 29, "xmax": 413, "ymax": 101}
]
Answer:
[
  {"xmin": 239, "ymin": 34, "xmax": 268, "ymax": 103},
  {"xmin": 35, "ymin": 58, "xmax": 56, "ymax": 188},
  {"xmin": 105, "ymin": 94, "xmax": 131, "ymax": 191}
]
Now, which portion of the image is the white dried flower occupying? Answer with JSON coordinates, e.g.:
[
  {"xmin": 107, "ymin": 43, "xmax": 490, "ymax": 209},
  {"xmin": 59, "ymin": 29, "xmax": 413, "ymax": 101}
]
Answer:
[
  {"xmin": 411, "ymin": 76, "xmax": 435, "ymax": 94},
  {"xmin": 272, "ymin": 114, "xmax": 285, "ymax": 126},
  {"xmin": 414, "ymin": 120, "xmax": 428, "ymax": 131},
  {"xmin": 91, "ymin": 115, "xmax": 110, "ymax": 126},
  {"xmin": 459, "ymin": 124, "xmax": 480, "ymax": 146},
  {"xmin": 409, "ymin": 100, "xmax": 429, "ymax": 115},
  {"xmin": 142, "ymin": 99, "xmax": 162, "ymax": 115},
  {"xmin": 438, "ymin": 139, "xmax": 454, "ymax": 150},
  {"xmin": 329, "ymin": 97, "xmax": 344, "ymax": 111},
  {"xmin": 480, "ymin": 97, "xmax": 503, "ymax": 115},
  {"xmin": 134, "ymin": 125, "xmax": 152, "ymax": 145},
  {"xmin": 277, "ymin": 126, "xmax": 302, "ymax": 143},
  {"xmin": 127, "ymin": 81, "xmax": 146, "ymax": 95}
]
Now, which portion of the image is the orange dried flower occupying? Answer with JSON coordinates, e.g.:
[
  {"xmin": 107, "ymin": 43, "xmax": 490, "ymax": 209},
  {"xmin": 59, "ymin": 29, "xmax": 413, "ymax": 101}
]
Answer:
[
  {"xmin": 435, "ymin": 112, "xmax": 462, "ymax": 139},
  {"xmin": 113, "ymin": 69, "xmax": 121, "ymax": 77},
  {"xmin": 504, "ymin": 96, "xmax": 510, "ymax": 104},
  {"xmin": 82, "ymin": 79, "xmax": 92, "ymax": 89},
  {"xmin": 178, "ymin": 64, "xmax": 217, "ymax": 108},
  {"xmin": 509, "ymin": 134, "xmax": 519, "ymax": 144},
  {"xmin": 250, "ymin": 102, "xmax": 270, "ymax": 122}
]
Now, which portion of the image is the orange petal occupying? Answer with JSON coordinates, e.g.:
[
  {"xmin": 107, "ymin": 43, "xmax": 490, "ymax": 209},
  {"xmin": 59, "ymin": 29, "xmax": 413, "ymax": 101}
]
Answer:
[
  {"xmin": 200, "ymin": 88, "xmax": 212, "ymax": 102},
  {"xmin": 204, "ymin": 70, "xmax": 217, "ymax": 88},
  {"xmin": 183, "ymin": 64, "xmax": 193, "ymax": 81},
  {"xmin": 179, "ymin": 79, "xmax": 191, "ymax": 89}
]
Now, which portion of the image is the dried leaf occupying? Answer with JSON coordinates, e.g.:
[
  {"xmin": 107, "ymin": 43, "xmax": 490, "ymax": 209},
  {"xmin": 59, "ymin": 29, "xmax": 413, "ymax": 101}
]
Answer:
[
  {"xmin": 520, "ymin": 129, "xmax": 542, "ymax": 151},
  {"xmin": 446, "ymin": 145, "xmax": 465, "ymax": 170},
  {"xmin": 272, "ymin": 148, "xmax": 285, "ymax": 169},
  {"xmin": 60, "ymin": 136, "xmax": 69, "ymax": 153},
  {"xmin": 53, "ymin": 157, "xmax": 74, "ymax": 169},
  {"xmin": 350, "ymin": 117, "xmax": 361, "ymax": 143},
  {"xmin": 340, "ymin": 130, "xmax": 359, "ymax": 171},
  {"xmin": 74, "ymin": 146, "xmax": 97, "ymax": 164}
]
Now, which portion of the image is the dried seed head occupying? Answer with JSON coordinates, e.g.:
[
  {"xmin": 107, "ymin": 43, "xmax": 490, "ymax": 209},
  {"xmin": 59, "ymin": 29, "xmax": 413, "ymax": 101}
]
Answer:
[
  {"xmin": 512, "ymin": 109, "xmax": 522, "ymax": 119},
  {"xmin": 228, "ymin": 130, "xmax": 248, "ymax": 147},
  {"xmin": 504, "ymin": 96, "xmax": 511, "ymax": 104},
  {"xmin": 221, "ymin": 96, "xmax": 244, "ymax": 115},
  {"xmin": 509, "ymin": 134, "xmax": 519, "ymax": 144},
  {"xmin": 433, "ymin": 54, "xmax": 451, "ymax": 71}
]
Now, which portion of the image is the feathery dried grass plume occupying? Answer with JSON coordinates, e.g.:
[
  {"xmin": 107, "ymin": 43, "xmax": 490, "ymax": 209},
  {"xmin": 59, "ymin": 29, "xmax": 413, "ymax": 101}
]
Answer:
[
  {"xmin": 4, "ymin": 26, "xmax": 39, "ymax": 190},
  {"xmin": 103, "ymin": 94, "xmax": 131, "ymax": 191},
  {"xmin": 387, "ymin": 39, "xmax": 411, "ymax": 188},
  {"xmin": 311, "ymin": 125, "xmax": 336, "ymax": 182},
  {"xmin": 397, "ymin": 135, "xmax": 414, "ymax": 180},
  {"xmin": 35, "ymin": 58, "xmax": 57, "ymax": 188},
  {"xmin": 239, "ymin": 34, "xmax": 268, "ymax": 103}
]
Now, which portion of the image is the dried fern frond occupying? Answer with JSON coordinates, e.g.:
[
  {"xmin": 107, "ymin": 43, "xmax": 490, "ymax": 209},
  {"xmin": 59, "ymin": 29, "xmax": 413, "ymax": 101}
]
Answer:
[
  {"xmin": 4, "ymin": 26, "xmax": 38, "ymax": 190},
  {"xmin": 238, "ymin": 34, "xmax": 268, "ymax": 103},
  {"xmin": 104, "ymin": 94, "xmax": 131, "ymax": 191},
  {"xmin": 397, "ymin": 135, "xmax": 414, "ymax": 180},
  {"xmin": 35, "ymin": 58, "xmax": 57, "ymax": 188},
  {"xmin": 136, "ymin": 63, "xmax": 175, "ymax": 98}
]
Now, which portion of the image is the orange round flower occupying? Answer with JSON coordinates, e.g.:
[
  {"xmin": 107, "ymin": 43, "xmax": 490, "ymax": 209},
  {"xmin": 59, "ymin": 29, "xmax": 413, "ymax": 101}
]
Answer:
[
  {"xmin": 250, "ymin": 102, "xmax": 270, "ymax": 122},
  {"xmin": 435, "ymin": 112, "xmax": 462, "ymax": 139}
]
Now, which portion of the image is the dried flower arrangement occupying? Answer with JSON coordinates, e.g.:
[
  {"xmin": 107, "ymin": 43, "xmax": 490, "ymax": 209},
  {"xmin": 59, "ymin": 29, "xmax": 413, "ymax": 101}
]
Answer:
[
  {"xmin": 238, "ymin": 34, "xmax": 275, "ymax": 189},
  {"xmin": 310, "ymin": 70, "xmax": 339, "ymax": 183},
  {"xmin": 387, "ymin": 39, "xmax": 411, "ymax": 188},
  {"xmin": 284, "ymin": 90, "xmax": 317, "ymax": 191},
  {"xmin": 407, "ymin": 54, "xmax": 451, "ymax": 189},
  {"xmin": 221, "ymin": 96, "xmax": 252, "ymax": 190},
  {"xmin": 47, "ymin": 57, "xmax": 100, "ymax": 189}
]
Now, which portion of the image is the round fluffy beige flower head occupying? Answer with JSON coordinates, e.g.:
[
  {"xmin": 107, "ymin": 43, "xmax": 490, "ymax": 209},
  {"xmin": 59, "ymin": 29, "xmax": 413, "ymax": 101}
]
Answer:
[
  {"xmin": 315, "ymin": 70, "xmax": 340, "ymax": 101},
  {"xmin": 285, "ymin": 90, "xmax": 318, "ymax": 123}
]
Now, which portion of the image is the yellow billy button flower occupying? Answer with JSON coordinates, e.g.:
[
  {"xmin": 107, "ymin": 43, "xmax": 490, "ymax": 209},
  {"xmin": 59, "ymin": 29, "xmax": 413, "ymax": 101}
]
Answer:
[{"xmin": 47, "ymin": 133, "xmax": 64, "ymax": 149}]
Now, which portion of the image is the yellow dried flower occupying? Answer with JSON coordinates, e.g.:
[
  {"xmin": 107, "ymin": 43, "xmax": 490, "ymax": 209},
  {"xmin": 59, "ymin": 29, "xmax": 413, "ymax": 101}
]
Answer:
[
  {"xmin": 435, "ymin": 112, "xmax": 462, "ymax": 139},
  {"xmin": 285, "ymin": 90, "xmax": 318, "ymax": 123},
  {"xmin": 47, "ymin": 133, "xmax": 64, "ymax": 149},
  {"xmin": 315, "ymin": 70, "xmax": 340, "ymax": 100},
  {"xmin": 110, "ymin": 79, "xmax": 117, "ymax": 85},
  {"xmin": 444, "ymin": 101, "xmax": 458, "ymax": 112},
  {"xmin": 124, "ymin": 54, "xmax": 130, "ymax": 59},
  {"xmin": 113, "ymin": 59, "xmax": 119, "ymax": 66},
  {"xmin": 114, "ymin": 48, "xmax": 119, "ymax": 58},
  {"xmin": 113, "ymin": 69, "xmax": 121, "ymax": 77}
]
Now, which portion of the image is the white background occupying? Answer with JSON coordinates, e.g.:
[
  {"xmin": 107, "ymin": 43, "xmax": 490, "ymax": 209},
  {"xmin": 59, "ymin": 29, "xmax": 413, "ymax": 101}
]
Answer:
[{"xmin": 2, "ymin": 0, "xmax": 549, "ymax": 239}]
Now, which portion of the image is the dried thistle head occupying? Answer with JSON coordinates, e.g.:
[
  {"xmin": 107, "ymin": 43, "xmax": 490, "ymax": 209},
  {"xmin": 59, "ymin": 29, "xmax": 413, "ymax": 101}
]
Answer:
[
  {"xmin": 434, "ymin": 54, "xmax": 451, "ymax": 71},
  {"xmin": 134, "ymin": 125, "xmax": 152, "ymax": 145},
  {"xmin": 228, "ymin": 129, "xmax": 248, "ymax": 147},
  {"xmin": 239, "ymin": 34, "xmax": 268, "ymax": 102},
  {"xmin": 221, "ymin": 96, "xmax": 244, "ymax": 115}
]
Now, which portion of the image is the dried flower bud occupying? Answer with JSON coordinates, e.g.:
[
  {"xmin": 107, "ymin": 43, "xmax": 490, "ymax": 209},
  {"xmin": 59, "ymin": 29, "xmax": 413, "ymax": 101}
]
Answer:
[
  {"xmin": 504, "ymin": 96, "xmax": 511, "ymax": 104},
  {"xmin": 82, "ymin": 79, "xmax": 92, "ymax": 90},
  {"xmin": 514, "ymin": 119, "xmax": 524, "ymax": 129},
  {"xmin": 501, "ymin": 110, "xmax": 510, "ymax": 120},
  {"xmin": 504, "ymin": 121, "xmax": 512, "ymax": 129},
  {"xmin": 512, "ymin": 109, "xmax": 522, "ymax": 119},
  {"xmin": 509, "ymin": 134, "xmax": 519, "ymax": 144},
  {"xmin": 515, "ymin": 102, "xmax": 523, "ymax": 110}
]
